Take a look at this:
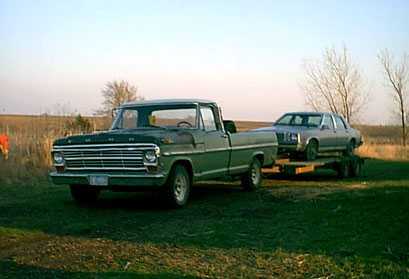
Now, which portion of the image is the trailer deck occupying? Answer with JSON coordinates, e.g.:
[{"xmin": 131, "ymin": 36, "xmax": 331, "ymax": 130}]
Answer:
[{"xmin": 263, "ymin": 154, "xmax": 364, "ymax": 178}]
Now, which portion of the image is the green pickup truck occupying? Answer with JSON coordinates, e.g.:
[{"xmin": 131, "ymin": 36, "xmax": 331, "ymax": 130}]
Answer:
[{"xmin": 50, "ymin": 99, "xmax": 278, "ymax": 207}]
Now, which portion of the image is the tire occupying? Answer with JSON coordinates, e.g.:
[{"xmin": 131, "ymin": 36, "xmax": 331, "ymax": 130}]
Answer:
[
  {"xmin": 349, "ymin": 158, "xmax": 362, "ymax": 177},
  {"xmin": 241, "ymin": 158, "xmax": 262, "ymax": 191},
  {"xmin": 70, "ymin": 185, "xmax": 100, "ymax": 204},
  {"xmin": 164, "ymin": 165, "xmax": 191, "ymax": 208},
  {"xmin": 344, "ymin": 140, "xmax": 355, "ymax": 156},
  {"xmin": 304, "ymin": 140, "xmax": 318, "ymax": 161},
  {"xmin": 336, "ymin": 162, "xmax": 350, "ymax": 179}
]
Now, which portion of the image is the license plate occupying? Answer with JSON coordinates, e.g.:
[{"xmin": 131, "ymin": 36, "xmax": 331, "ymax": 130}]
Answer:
[{"xmin": 89, "ymin": 175, "xmax": 109, "ymax": 186}]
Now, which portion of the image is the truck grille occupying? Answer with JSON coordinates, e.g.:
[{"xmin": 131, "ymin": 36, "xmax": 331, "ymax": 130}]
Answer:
[{"xmin": 53, "ymin": 143, "xmax": 157, "ymax": 171}]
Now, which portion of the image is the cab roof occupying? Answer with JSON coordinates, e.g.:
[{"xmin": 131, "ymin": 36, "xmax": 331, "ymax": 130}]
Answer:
[{"xmin": 121, "ymin": 99, "xmax": 216, "ymax": 108}]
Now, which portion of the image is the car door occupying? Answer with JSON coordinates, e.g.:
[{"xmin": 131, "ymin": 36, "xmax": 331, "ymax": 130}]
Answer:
[
  {"xmin": 319, "ymin": 114, "xmax": 337, "ymax": 151},
  {"xmin": 333, "ymin": 114, "xmax": 349, "ymax": 148},
  {"xmin": 198, "ymin": 105, "xmax": 230, "ymax": 179}
]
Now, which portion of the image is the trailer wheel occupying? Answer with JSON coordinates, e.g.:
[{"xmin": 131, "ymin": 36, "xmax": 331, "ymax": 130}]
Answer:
[
  {"xmin": 349, "ymin": 158, "xmax": 362, "ymax": 177},
  {"xmin": 336, "ymin": 162, "xmax": 350, "ymax": 179},
  {"xmin": 70, "ymin": 185, "xmax": 100, "ymax": 204},
  {"xmin": 241, "ymin": 158, "xmax": 262, "ymax": 191}
]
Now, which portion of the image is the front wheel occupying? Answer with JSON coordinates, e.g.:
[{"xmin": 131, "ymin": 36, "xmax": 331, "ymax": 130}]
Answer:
[
  {"xmin": 70, "ymin": 185, "xmax": 100, "ymax": 204},
  {"xmin": 241, "ymin": 158, "xmax": 262, "ymax": 191},
  {"xmin": 304, "ymin": 140, "xmax": 318, "ymax": 161},
  {"xmin": 164, "ymin": 165, "xmax": 191, "ymax": 208}
]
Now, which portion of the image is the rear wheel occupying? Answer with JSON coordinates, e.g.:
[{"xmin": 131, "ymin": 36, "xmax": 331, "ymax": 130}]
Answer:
[
  {"xmin": 304, "ymin": 140, "xmax": 318, "ymax": 161},
  {"xmin": 241, "ymin": 158, "xmax": 262, "ymax": 191},
  {"xmin": 70, "ymin": 185, "xmax": 100, "ymax": 204},
  {"xmin": 344, "ymin": 140, "xmax": 355, "ymax": 156},
  {"xmin": 164, "ymin": 165, "xmax": 191, "ymax": 208}
]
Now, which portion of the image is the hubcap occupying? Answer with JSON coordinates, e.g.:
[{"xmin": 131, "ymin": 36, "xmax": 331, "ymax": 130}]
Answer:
[
  {"xmin": 174, "ymin": 175, "xmax": 188, "ymax": 203},
  {"xmin": 251, "ymin": 165, "xmax": 260, "ymax": 185}
]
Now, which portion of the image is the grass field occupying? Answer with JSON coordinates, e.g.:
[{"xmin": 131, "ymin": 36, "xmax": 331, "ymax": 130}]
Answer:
[
  {"xmin": 0, "ymin": 159, "xmax": 408, "ymax": 278},
  {"xmin": 0, "ymin": 115, "xmax": 408, "ymax": 277}
]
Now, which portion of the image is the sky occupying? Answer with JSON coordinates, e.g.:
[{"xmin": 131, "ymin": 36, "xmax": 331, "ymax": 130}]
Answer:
[{"xmin": 0, "ymin": 0, "xmax": 408, "ymax": 124}]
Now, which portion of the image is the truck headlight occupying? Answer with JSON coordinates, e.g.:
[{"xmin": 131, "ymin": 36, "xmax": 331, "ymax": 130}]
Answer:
[
  {"xmin": 53, "ymin": 152, "xmax": 65, "ymax": 165},
  {"xmin": 144, "ymin": 150, "xmax": 157, "ymax": 163},
  {"xmin": 144, "ymin": 147, "xmax": 160, "ymax": 165}
]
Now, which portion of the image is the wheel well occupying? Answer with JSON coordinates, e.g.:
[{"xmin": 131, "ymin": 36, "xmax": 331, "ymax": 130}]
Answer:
[
  {"xmin": 308, "ymin": 138, "xmax": 319, "ymax": 148},
  {"xmin": 172, "ymin": 160, "xmax": 193, "ymax": 183},
  {"xmin": 254, "ymin": 154, "xmax": 264, "ymax": 165}
]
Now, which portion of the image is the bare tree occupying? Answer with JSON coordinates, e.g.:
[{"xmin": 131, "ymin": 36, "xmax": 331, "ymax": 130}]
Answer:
[
  {"xmin": 301, "ymin": 46, "xmax": 366, "ymax": 123},
  {"xmin": 98, "ymin": 80, "xmax": 143, "ymax": 115},
  {"xmin": 378, "ymin": 49, "xmax": 409, "ymax": 146}
]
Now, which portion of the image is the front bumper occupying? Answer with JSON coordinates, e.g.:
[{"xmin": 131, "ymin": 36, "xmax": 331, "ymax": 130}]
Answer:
[
  {"xmin": 277, "ymin": 143, "xmax": 305, "ymax": 153},
  {"xmin": 49, "ymin": 172, "xmax": 167, "ymax": 188}
]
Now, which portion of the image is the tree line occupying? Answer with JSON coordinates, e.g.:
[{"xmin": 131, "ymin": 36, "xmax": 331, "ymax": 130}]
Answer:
[{"xmin": 99, "ymin": 47, "xmax": 408, "ymax": 146}]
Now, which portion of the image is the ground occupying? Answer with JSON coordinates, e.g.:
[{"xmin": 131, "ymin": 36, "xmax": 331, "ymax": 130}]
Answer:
[{"xmin": 0, "ymin": 159, "xmax": 408, "ymax": 278}]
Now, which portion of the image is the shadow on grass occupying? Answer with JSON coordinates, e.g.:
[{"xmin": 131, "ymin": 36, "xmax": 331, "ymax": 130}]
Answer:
[
  {"xmin": 0, "ymin": 159, "xmax": 408, "ymax": 266},
  {"xmin": 0, "ymin": 259, "xmax": 191, "ymax": 279}
]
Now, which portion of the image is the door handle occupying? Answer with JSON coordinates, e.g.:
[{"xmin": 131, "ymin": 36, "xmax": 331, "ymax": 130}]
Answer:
[{"xmin": 221, "ymin": 134, "xmax": 228, "ymax": 138}]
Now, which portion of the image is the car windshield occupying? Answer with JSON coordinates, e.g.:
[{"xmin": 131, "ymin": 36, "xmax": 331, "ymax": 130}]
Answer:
[
  {"xmin": 111, "ymin": 105, "xmax": 198, "ymax": 130},
  {"xmin": 275, "ymin": 113, "xmax": 322, "ymax": 127}
]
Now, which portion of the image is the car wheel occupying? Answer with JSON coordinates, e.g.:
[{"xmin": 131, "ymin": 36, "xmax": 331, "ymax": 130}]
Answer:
[
  {"xmin": 344, "ymin": 140, "xmax": 355, "ymax": 156},
  {"xmin": 70, "ymin": 185, "xmax": 100, "ymax": 204},
  {"xmin": 241, "ymin": 158, "xmax": 262, "ymax": 191},
  {"xmin": 304, "ymin": 140, "xmax": 318, "ymax": 161},
  {"xmin": 164, "ymin": 165, "xmax": 191, "ymax": 208}
]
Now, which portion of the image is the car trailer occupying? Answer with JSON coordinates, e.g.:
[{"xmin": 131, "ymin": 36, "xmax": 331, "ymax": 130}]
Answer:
[{"xmin": 263, "ymin": 154, "xmax": 365, "ymax": 178}]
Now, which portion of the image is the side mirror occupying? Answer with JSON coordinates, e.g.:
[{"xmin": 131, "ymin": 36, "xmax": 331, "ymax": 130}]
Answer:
[{"xmin": 321, "ymin": 124, "xmax": 330, "ymax": 130}]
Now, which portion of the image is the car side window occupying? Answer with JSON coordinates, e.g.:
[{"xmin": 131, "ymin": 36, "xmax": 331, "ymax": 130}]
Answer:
[
  {"xmin": 322, "ymin": 115, "xmax": 334, "ymax": 129},
  {"xmin": 200, "ymin": 107, "xmax": 217, "ymax": 132},
  {"xmin": 335, "ymin": 116, "xmax": 347, "ymax": 129}
]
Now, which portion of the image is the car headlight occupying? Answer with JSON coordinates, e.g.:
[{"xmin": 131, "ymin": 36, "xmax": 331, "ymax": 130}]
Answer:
[
  {"xmin": 53, "ymin": 152, "xmax": 65, "ymax": 165},
  {"xmin": 286, "ymin": 132, "xmax": 299, "ymax": 143}
]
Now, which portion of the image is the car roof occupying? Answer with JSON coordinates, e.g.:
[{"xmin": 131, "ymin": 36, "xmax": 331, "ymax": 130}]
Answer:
[
  {"xmin": 283, "ymin": 112, "xmax": 325, "ymax": 116},
  {"xmin": 121, "ymin": 98, "xmax": 216, "ymax": 108}
]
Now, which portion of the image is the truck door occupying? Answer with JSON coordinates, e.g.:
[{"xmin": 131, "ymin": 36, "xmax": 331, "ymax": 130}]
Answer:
[
  {"xmin": 199, "ymin": 105, "xmax": 230, "ymax": 179},
  {"xmin": 319, "ymin": 114, "xmax": 337, "ymax": 150}
]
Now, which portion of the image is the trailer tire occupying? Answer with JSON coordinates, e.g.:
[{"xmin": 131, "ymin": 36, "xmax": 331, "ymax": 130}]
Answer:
[
  {"xmin": 349, "ymin": 158, "xmax": 362, "ymax": 177},
  {"xmin": 241, "ymin": 158, "xmax": 262, "ymax": 191},
  {"xmin": 336, "ymin": 161, "xmax": 350, "ymax": 179}
]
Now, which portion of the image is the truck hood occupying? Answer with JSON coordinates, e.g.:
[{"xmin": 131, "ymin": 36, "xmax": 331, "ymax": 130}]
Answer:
[
  {"xmin": 255, "ymin": 125, "xmax": 318, "ymax": 133},
  {"xmin": 53, "ymin": 128, "xmax": 199, "ymax": 146}
]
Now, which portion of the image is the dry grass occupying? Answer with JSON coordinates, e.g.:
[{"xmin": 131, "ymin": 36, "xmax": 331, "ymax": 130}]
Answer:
[
  {"xmin": 0, "ymin": 115, "xmax": 407, "ymax": 185},
  {"xmin": 357, "ymin": 144, "xmax": 409, "ymax": 161},
  {"xmin": 0, "ymin": 115, "xmax": 110, "ymax": 185}
]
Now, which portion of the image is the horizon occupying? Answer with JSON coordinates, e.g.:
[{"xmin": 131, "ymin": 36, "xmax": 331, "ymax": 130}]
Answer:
[{"xmin": 1, "ymin": 1, "xmax": 408, "ymax": 124}]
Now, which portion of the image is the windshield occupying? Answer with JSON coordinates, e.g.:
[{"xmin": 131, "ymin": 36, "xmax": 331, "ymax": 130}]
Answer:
[
  {"xmin": 111, "ymin": 105, "xmax": 198, "ymax": 130},
  {"xmin": 275, "ymin": 113, "xmax": 322, "ymax": 127}
]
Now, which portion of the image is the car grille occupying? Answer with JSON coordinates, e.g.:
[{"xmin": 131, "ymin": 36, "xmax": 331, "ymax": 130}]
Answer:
[{"xmin": 53, "ymin": 143, "xmax": 157, "ymax": 171}]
